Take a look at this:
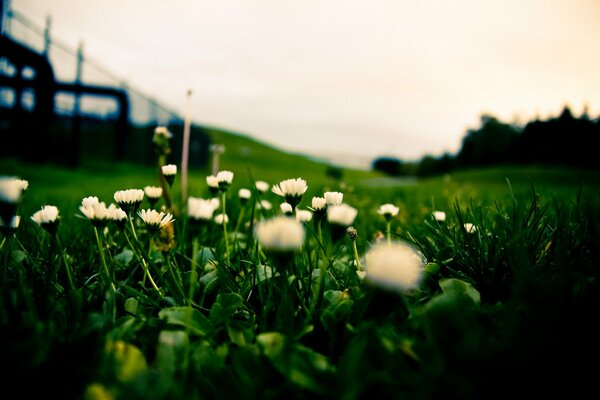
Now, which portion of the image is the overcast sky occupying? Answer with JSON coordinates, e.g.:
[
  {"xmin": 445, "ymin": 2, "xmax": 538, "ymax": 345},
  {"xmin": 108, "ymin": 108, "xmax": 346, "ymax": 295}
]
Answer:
[{"xmin": 8, "ymin": 0, "xmax": 600, "ymax": 167}]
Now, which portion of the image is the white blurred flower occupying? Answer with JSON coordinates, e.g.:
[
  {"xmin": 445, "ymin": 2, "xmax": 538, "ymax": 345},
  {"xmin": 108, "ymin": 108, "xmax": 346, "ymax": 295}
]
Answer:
[
  {"xmin": 255, "ymin": 180, "xmax": 270, "ymax": 194},
  {"xmin": 327, "ymin": 204, "xmax": 358, "ymax": 226},
  {"xmin": 138, "ymin": 209, "xmax": 174, "ymax": 232},
  {"xmin": 31, "ymin": 205, "xmax": 60, "ymax": 233},
  {"xmin": 324, "ymin": 191, "xmax": 343, "ymax": 206},
  {"xmin": 188, "ymin": 197, "xmax": 216, "ymax": 220},
  {"xmin": 79, "ymin": 198, "xmax": 110, "ymax": 225},
  {"xmin": 255, "ymin": 215, "xmax": 305, "ymax": 252},
  {"xmin": 296, "ymin": 209, "xmax": 312, "ymax": 222},
  {"xmin": 107, "ymin": 204, "xmax": 127, "ymax": 226},
  {"xmin": 364, "ymin": 241, "xmax": 424, "ymax": 293},
  {"xmin": 0, "ymin": 215, "xmax": 20, "ymax": 232},
  {"xmin": 214, "ymin": 213, "xmax": 229, "ymax": 225},
  {"xmin": 154, "ymin": 126, "xmax": 173, "ymax": 139},
  {"xmin": 114, "ymin": 189, "xmax": 144, "ymax": 212},
  {"xmin": 271, "ymin": 178, "xmax": 308, "ymax": 208},
  {"xmin": 144, "ymin": 186, "xmax": 163, "ymax": 200},
  {"xmin": 378, "ymin": 204, "xmax": 399, "ymax": 221},
  {"xmin": 161, "ymin": 164, "xmax": 177, "ymax": 176},
  {"xmin": 206, "ymin": 175, "xmax": 219, "ymax": 189},
  {"xmin": 258, "ymin": 200, "xmax": 272, "ymax": 210},
  {"xmin": 433, "ymin": 211, "xmax": 446, "ymax": 222},
  {"xmin": 81, "ymin": 196, "xmax": 99, "ymax": 209},
  {"xmin": 0, "ymin": 176, "xmax": 27, "ymax": 203},
  {"xmin": 311, "ymin": 197, "xmax": 327, "ymax": 211},
  {"xmin": 464, "ymin": 223, "xmax": 477, "ymax": 233},
  {"xmin": 280, "ymin": 202, "xmax": 293, "ymax": 215},
  {"xmin": 216, "ymin": 170, "xmax": 234, "ymax": 190},
  {"xmin": 162, "ymin": 165, "xmax": 177, "ymax": 186},
  {"xmin": 239, "ymin": 188, "xmax": 251, "ymax": 201}
]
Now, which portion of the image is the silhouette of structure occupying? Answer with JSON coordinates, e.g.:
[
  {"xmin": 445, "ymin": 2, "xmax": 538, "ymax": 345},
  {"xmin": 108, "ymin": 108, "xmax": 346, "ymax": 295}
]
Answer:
[{"xmin": 1, "ymin": 0, "xmax": 130, "ymax": 166}]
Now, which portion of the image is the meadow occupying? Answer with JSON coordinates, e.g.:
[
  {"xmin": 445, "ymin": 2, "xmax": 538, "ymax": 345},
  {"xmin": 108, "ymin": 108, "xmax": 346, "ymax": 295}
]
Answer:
[{"xmin": 1, "ymin": 133, "xmax": 600, "ymax": 399}]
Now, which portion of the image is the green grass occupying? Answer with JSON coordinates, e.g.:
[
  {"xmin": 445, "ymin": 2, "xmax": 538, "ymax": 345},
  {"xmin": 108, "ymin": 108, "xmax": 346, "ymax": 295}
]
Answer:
[{"xmin": 2, "ymin": 141, "xmax": 600, "ymax": 399}]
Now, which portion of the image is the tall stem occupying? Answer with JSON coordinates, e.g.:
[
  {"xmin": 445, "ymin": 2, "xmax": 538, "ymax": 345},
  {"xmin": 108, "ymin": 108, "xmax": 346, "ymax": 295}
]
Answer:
[
  {"xmin": 221, "ymin": 192, "xmax": 230, "ymax": 261},
  {"xmin": 93, "ymin": 226, "xmax": 116, "ymax": 323},
  {"xmin": 352, "ymin": 239, "xmax": 361, "ymax": 271},
  {"xmin": 386, "ymin": 221, "xmax": 392, "ymax": 247}
]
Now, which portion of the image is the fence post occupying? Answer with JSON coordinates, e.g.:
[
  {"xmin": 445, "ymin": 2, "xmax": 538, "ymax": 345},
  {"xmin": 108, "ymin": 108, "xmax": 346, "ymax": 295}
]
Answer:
[
  {"xmin": 43, "ymin": 15, "xmax": 51, "ymax": 57},
  {"xmin": 181, "ymin": 89, "xmax": 192, "ymax": 204},
  {"xmin": 70, "ymin": 40, "xmax": 84, "ymax": 167}
]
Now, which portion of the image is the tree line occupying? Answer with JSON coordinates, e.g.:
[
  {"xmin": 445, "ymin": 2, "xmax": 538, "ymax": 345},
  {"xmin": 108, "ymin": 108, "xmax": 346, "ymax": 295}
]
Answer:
[{"xmin": 372, "ymin": 106, "xmax": 600, "ymax": 177}]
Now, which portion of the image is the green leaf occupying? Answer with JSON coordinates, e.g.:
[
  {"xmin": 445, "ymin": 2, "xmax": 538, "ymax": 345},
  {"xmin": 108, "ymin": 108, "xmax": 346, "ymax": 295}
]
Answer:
[
  {"xmin": 113, "ymin": 249, "xmax": 134, "ymax": 269},
  {"xmin": 197, "ymin": 247, "xmax": 216, "ymax": 265},
  {"xmin": 155, "ymin": 330, "xmax": 189, "ymax": 376},
  {"xmin": 210, "ymin": 293, "xmax": 244, "ymax": 326},
  {"xmin": 257, "ymin": 264, "xmax": 277, "ymax": 282},
  {"xmin": 257, "ymin": 332, "xmax": 335, "ymax": 393},
  {"xmin": 105, "ymin": 340, "xmax": 148, "ymax": 382},
  {"xmin": 439, "ymin": 278, "xmax": 481, "ymax": 304},
  {"xmin": 124, "ymin": 297, "xmax": 139, "ymax": 316},
  {"xmin": 11, "ymin": 250, "xmax": 27, "ymax": 263},
  {"xmin": 158, "ymin": 306, "xmax": 213, "ymax": 336}
]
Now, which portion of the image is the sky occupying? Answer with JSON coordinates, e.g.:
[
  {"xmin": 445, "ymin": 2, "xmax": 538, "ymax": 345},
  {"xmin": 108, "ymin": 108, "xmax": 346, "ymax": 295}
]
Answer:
[{"xmin": 7, "ymin": 0, "xmax": 600, "ymax": 168}]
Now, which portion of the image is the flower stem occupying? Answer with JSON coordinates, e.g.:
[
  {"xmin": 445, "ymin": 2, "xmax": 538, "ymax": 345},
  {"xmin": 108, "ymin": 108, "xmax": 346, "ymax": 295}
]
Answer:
[
  {"xmin": 93, "ymin": 226, "xmax": 116, "ymax": 323},
  {"xmin": 386, "ymin": 221, "xmax": 392, "ymax": 247},
  {"xmin": 93, "ymin": 227, "xmax": 116, "ymax": 293},
  {"xmin": 123, "ymin": 230, "xmax": 163, "ymax": 296},
  {"xmin": 352, "ymin": 239, "xmax": 361, "ymax": 271},
  {"xmin": 222, "ymin": 192, "xmax": 230, "ymax": 261}
]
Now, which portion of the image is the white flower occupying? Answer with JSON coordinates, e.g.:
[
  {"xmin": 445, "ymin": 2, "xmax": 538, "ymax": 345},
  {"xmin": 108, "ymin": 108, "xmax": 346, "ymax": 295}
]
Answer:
[
  {"xmin": 210, "ymin": 197, "xmax": 220, "ymax": 210},
  {"xmin": 138, "ymin": 209, "xmax": 174, "ymax": 232},
  {"xmin": 271, "ymin": 178, "xmax": 308, "ymax": 207},
  {"xmin": 81, "ymin": 196, "xmax": 99, "ymax": 208},
  {"xmin": 296, "ymin": 209, "xmax": 312, "ymax": 222},
  {"xmin": 280, "ymin": 202, "xmax": 293, "ymax": 215},
  {"xmin": 255, "ymin": 215, "xmax": 305, "ymax": 252},
  {"xmin": 255, "ymin": 180, "xmax": 270, "ymax": 193},
  {"xmin": 217, "ymin": 170, "xmax": 234, "ymax": 185},
  {"xmin": 79, "ymin": 198, "xmax": 110, "ymax": 223},
  {"xmin": 161, "ymin": 164, "xmax": 177, "ymax": 176},
  {"xmin": 188, "ymin": 197, "xmax": 216, "ymax": 220},
  {"xmin": 258, "ymin": 200, "xmax": 272, "ymax": 210},
  {"xmin": 15, "ymin": 179, "xmax": 28, "ymax": 192},
  {"xmin": 107, "ymin": 204, "xmax": 127, "ymax": 224},
  {"xmin": 0, "ymin": 176, "xmax": 27, "ymax": 203},
  {"xmin": 324, "ymin": 191, "xmax": 343, "ymax": 206},
  {"xmin": 214, "ymin": 213, "xmax": 229, "ymax": 225},
  {"xmin": 154, "ymin": 126, "xmax": 173, "ymax": 139},
  {"xmin": 327, "ymin": 204, "xmax": 358, "ymax": 226},
  {"xmin": 144, "ymin": 186, "xmax": 163, "ymax": 200},
  {"xmin": 0, "ymin": 215, "xmax": 20, "ymax": 230},
  {"xmin": 364, "ymin": 241, "xmax": 424, "ymax": 293},
  {"xmin": 378, "ymin": 204, "xmax": 399, "ymax": 220},
  {"xmin": 31, "ymin": 205, "xmax": 59, "ymax": 225},
  {"xmin": 433, "ymin": 211, "xmax": 446, "ymax": 222},
  {"xmin": 311, "ymin": 197, "xmax": 327, "ymax": 211},
  {"xmin": 464, "ymin": 223, "xmax": 477, "ymax": 233},
  {"xmin": 238, "ymin": 188, "xmax": 251, "ymax": 200},
  {"xmin": 206, "ymin": 175, "xmax": 219, "ymax": 189},
  {"xmin": 114, "ymin": 189, "xmax": 144, "ymax": 212}
]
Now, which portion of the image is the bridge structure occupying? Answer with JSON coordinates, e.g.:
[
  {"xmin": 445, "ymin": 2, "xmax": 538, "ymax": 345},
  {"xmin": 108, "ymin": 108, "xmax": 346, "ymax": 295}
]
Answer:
[{"xmin": 0, "ymin": 0, "xmax": 193, "ymax": 167}]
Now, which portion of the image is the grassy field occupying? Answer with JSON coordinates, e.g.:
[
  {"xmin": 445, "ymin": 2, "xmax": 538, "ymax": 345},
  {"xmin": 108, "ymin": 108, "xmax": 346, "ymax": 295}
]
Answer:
[{"xmin": 2, "ymin": 134, "xmax": 600, "ymax": 399}]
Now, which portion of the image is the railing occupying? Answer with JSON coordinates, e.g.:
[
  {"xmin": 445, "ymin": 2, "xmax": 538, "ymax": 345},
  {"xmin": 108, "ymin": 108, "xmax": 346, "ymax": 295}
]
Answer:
[{"xmin": 2, "ymin": 7, "xmax": 182, "ymax": 126}]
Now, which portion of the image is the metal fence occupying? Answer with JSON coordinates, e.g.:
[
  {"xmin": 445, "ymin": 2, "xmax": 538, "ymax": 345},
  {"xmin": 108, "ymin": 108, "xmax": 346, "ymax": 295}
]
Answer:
[
  {"xmin": 3, "ymin": 7, "xmax": 182, "ymax": 126},
  {"xmin": 0, "ymin": 4, "xmax": 213, "ymax": 167}
]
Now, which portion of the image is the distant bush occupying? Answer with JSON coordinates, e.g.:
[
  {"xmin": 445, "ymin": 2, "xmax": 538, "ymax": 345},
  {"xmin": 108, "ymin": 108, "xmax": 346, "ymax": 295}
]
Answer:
[{"xmin": 372, "ymin": 157, "xmax": 405, "ymax": 176}]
